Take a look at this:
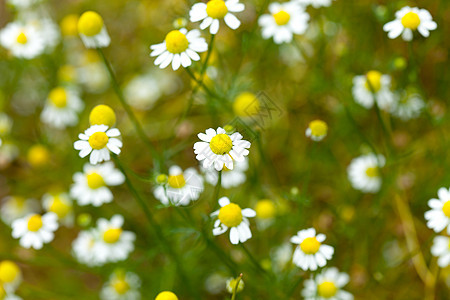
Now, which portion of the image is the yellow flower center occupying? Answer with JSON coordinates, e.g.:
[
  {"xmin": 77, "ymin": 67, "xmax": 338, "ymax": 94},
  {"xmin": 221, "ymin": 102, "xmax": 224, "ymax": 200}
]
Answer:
[
  {"xmin": 165, "ymin": 30, "xmax": 189, "ymax": 54},
  {"xmin": 49, "ymin": 196, "xmax": 71, "ymax": 219},
  {"xmin": 218, "ymin": 203, "xmax": 243, "ymax": 227},
  {"xmin": 61, "ymin": 14, "xmax": 79, "ymax": 36},
  {"xmin": 112, "ymin": 279, "xmax": 130, "ymax": 295},
  {"xmin": 77, "ymin": 11, "xmax": 104, "ymax": 37},
  {"xmin": 16, "ymin": 32, "xmax": 27, "ymax": 44},
  {"xmin": 365, "ymin": 167, "xmax": 379, "ymax": 178},
  {"xmin": 233, "ymin": 92, "xmax": 260, "ymax": 117},
  {"xmin": 88, "ymin": 132, "xmax": 109, "ymax": 150},
  {"xmin": 0, "ymin": 261, "xmax": 20, "ymax": 283},
  {"xmin": 206, "ymin": 0, "xmax": 228, "ymax": 19},
  {"xmin": 155, "ymin": 291, "xmax": 179, "ymax": 300},
  {"xmin": 442, "ymin": 201, "xmax": 450, "ymax": 218},
  {"xmin": 103, "ymin": 228, "xmax": 122, "ymax": 244},
  {"xmin": 300, "ymin": 237, "xmax": 321, "ymax": 254},
  {"xmin": 255, "ymin": 200, "xmax": 276, "ymax": 219},
  {"xmin": 309, "ymin": 120, "xmax": 328, "ymax": 137},
  {"xmin": 27, "ymin": 214, "xmax": 43, "ymax": 232},
  {"xmin": 27, "ymin": 145, "xmax": 50, "ymax": 168},
  {"xmin": 48, "ymin": 87, "xmax": 68, "ymax": 108},
  {"xmin": 273, "ymin": 10, "xmax": 291, "ymax": 26},
  {"xmin": 365, "ymin": 70, "xmax": 382, "ymax": 92},
  {"xmin": 401, "ymin": 11, "xmax": 421, "ymax": 30},
  {"xmin": 86, "ymin": 172, "xmax": 105, "ymax": 189},
  {"xmin": 89, "ymin": 104, "xmax": 116, "ymax": 127},
  {"xmin": 318, "ymin": 281, "xmax": 338, "ymax": 298},
  {"xmin": 156, "ymin": 174, "xmax": 168, "ymax": 184},
  {"xmin": 168, "ymin": 174, "xmax": 186, "ymax": 189},
  {"xmin": 210, "ymin": 134, "xmax": 233, "ymax": 155}
]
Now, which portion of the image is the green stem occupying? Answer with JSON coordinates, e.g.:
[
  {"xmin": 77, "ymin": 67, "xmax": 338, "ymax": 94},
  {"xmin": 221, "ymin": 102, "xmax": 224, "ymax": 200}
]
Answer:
[
  {"xmin": 231, "ymin": 274, "xmax": 243, "ymax": 300},
  {"xmin": 200, "ymin": 34, "xmax": 215, "ymax": 77},
  {"xmin": 240, "ymin": 243, "xmax": 267, "ymax": 275},
  {"xmin": 213, "ymin": 170, "xmax": 222, "ymax": 202},
  {"xmin": 184, "ymin": 67, "xmax": 222, "ymax": 102}
]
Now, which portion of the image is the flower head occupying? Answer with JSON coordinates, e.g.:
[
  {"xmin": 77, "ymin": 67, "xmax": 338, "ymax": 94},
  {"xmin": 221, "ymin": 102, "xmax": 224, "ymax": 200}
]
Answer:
[
  {"xmin": 0, "ymin": 260, "xmax": 21, "ymax": 293},
  {"xmin": 155, "ymin": 291, "xmax": 178, "ymax": 300},
  {"xmin": 78, "ymin": 11, "xmax": 110, "ymax": 48},
  {"xmin": 291, "ymin": 228, "xmax": 334, "ymax": 271},
  {"xmin": 100, "ymin": 270, "xmax": 141, "ymax": 300},
  {"xmin": 306, "ymin": 120, "xmax": 328, "ymax": 141},
  {"xmin": 89, "ymin": 104, "xmax": 116, "ymax": 127},
  {"xmin": 347, "ymin": 154, "xmax": 385, "ymax": 193},
  {"xmin": 42, "ymin": 193, "xmax": 73, "ymax": 226},
  {"xmin": 41, "ymin": 87, "xmax": 84, "ymax": 129},
  {"xmin": 11, "ymin": 212, "xmax": 58, "ymax": 249},
  {"xmin": 0, "ymin": 21, "xmax": 46, "ymax": 59},
  {"xmin": 352, "ymin": 71, "xmax": 394, "ymax": 110},
  {"xmin": 425, "ymin": 187, "xmax": 450, "ymax": 234},
  {"xmin": 302, "ymin": 267, "xmax": 353, "ymax": 300}
]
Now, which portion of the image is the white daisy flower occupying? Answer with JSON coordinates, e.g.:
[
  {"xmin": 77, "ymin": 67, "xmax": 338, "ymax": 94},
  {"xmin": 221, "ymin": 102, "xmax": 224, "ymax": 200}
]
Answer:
[
  {"xmin": 305, "ymin": 120, "xmax": 328, "ymax": 141},
  {"xmin": 302, "ymin": 267, "xmax": 353, "ymax": 300},
  {"xmin": 0, "ymin": 21, "xmax": 46, "ymax": 59},
  {"xmin": 194, "ymin": 127, "xmax": 251, "ymax": 171},
  {"xmin": 74, "ymin": 125, "xmax": 122, "ymax": 165},
  {"xmin": 40, "ymin": 87, "xmax": 84, "ymax": 129},
  {"xmin": 153, "ymin": 166, "xmax": 204, "ymax": 206},
  {"xmin": 211, "ymin": 197, "xmax": 256, "ymax": 244},
  {"xmin": 390, "ymin": 92, "xmax": 425, "ymax": 121},
  {"xmin": 383, "ymin": 6, "xmax": 437, "ymax": 41},
  {"xmin": 11, "ymin": 212, "xmax": 58, "ymax": 250},
  {"xmin": 1, "ymin": 196, "xmax": 39, "ymax": 225},
  {"xmin": 291, "ymin": 228, "xmax": 334, "ymax": 271},
  {"xmin": 6, "ymin": 0, "xmax": 40, "ymax": 8},
  {"xmin": 70, "ymin": 162, "xmax": 125, "ymax": 207},
  {"xmin": 258, "ymin": 1, "xmax": 309, "ymax": 44},
  {"xmin": 0, "ymin": 260, "xmax": 21, "ymax": 293},
  {"xmin": 150, "ymin": 28, "xmax": 207, "ymax": 70},
  {"xmin": 189, "ymin": 0, "xmax": 245, "ymax": 34},
  {"xmin": 202, "ymin": 158, "xmax": 248, "ymax": 189},
  {"xmin": 72, "ymin": 228, "xmax": 102, "ymax": 266},
  {"xmin": 100, "ymin": 270, "xmax": 141, "ymax": 300},
  {"xmin": 347, "ymin": 153, "xmax": 385, "ymax": 193},
  {"xmin": 425, "ymin": 187, "xmax": 450, "ymax": 234},
  {"xmin": 42, "ymin": 193, "xmax": 73, "ymax": 226},
  {"xmin": 29, "ymin": 17, "xmax": 61, "ymax": 52},
  {"xmin": 297, "ymin": 0, "xmax": 334, "ymax": 8},
  {"xmin": 431, "ymin": 235, "xmax": 450, "ymax": 268},
  {"xmin": 124, "ymin": 74, "xmax": 161, "ymax": 110},
  {"xmin": 352, "ymin": 71, "xmax": 394, "ymax": 110},
  {"xmin": 77, "ymin": 11, "xmax": 110, "ymax": 48}
]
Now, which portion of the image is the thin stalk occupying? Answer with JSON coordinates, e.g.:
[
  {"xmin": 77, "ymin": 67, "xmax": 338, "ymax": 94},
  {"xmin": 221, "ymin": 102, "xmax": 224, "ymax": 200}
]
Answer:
[
  {"xmin": 213, "ymin": 171, "xmax": 222, "ymax": 202},
  {"xmin": 240, "ymin": 243, "xmax": 267, "ymax": 275},
  {"xmin": 231, "ymin": 273, "xmax": 243, "ymax": 300},
  {"xmin": 184, "ymin": 67, "xmax": 223, "ymax": 102}
]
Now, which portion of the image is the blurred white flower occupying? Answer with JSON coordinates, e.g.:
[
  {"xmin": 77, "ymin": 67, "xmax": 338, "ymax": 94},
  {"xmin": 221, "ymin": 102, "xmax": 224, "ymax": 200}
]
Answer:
[
  {"xmin": 0, "ymin": 21, "xmax": 46, "ymax": 59},
  {"xmin": 100, "ymin": 270, "xmax": 141, "ymax": 300},
  {"xmin": 42, "ymin": 193, "xmax": 74, "ymax": 227},
  {"xmin": 297, "ymin": 0, "xmax": 334, "ymax": 8},
  {"xmin": 425, "ymin": 187, "xmax": 450, "ymax": 234},
  {"xmin": 77, "ymin": 11, "xmax": 110, "ymax": 48},
  {"xmin": 0, "ymin": 260, "xmax": 22, "ymax": 293},
  {"xmin": 306, "ymin": 120, "xmax": 328, "ymax": 141},
  {"xmin": 431, "ymin": 235, "xmax": 450, "ymax": 268},
  {"xmin": 202, "ymin": 158, "xmax": 248, "ymax": 189},
  {"xmin": 1, "ymin": 196, "xmax": 39, "ymax": 225},
  {"xmin": 302, "ymin": 267, "xmax": 353, "ymax": 300},
  {"xmin": 347, "ymin": 153, "xmax": 385, "ymax": 193},
  {"xmin": 11, "ymin": 212, "xmax": 58, "ymax": 249},
  {"xmin": 390, "ymin": 92, "xmax": 425, "ymax": 120},
  {"xmin": 41, "ymin": 87, "xmax": 84, "ymax": 129},
  {"xmin": 352, "ymin": 71, "xmax": 394, "ymax": 110}
]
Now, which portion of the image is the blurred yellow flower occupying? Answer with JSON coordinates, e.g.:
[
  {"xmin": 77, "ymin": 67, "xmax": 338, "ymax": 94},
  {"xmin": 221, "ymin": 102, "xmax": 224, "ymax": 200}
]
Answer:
[
  {"xmin": 155, "ymin": 291, "xmax": 178, "ymax": 300},
  {"xmin": 89, "ymin": 105, "xmax": 116, "ymax": 127},
  {"xmin": 27, "ymin": 144, "xmax": 50, "ymax": 168},
  {"xmin": 233, "ymin": 92, "xmax": 260, "ymax": 117}
]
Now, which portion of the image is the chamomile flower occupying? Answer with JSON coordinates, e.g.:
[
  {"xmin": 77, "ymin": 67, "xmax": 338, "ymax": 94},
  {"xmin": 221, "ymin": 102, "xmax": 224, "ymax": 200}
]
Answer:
[
  {"xmin": 77, "ymin": 11, "xmax": 110, "ymax": 48},
  {"xmin": 150, "ymin": 28, "xmax": 207, "ymax": 70},
  {"xmin": 70, "ymin": 162, "xmax": 125, "ymax": 207},
  {"xmin": 42, "ymin": 193, "xmax": 73, "ymax": 226},
  {"xmin": 153, "ymin": 166, "xmax": 204, "ymax": 206},
  {"xmin": 431, "ymin": 235, "xmax": 450, "ymax": 268},
  {"xmin": 302, "ymin": 267, "xmax": 353, "ymax": 300},
  {"xmin": 11, "ymin": 212, "xmax": 58, "ymax": 250},
  {"xmin": 258, "ymin": 2, "xmax": 309, "ymax": 44},
  {"xmin": 1, "ymin": 196, "xmax": 39, "ymax": 225},
  {"xmin": 211, "ymin": 197, "xmax": 256, "ymax": 244},
  {"xmin": 155, "ymin": 291, "xmax": 178, "ymax": 300},
  {"xmin": 194, "ymin": 127, "xmax": 251, "ymax": 171},
  {"xmin": 390, "ymin": 92, "xmax": 425, "ymax": 121},
  {"xmin": 74, "ymin": 125, "xmax": 122, "ymax": 165},
  {"xmin": 306, "ymin": 120, "xmax": 328, "ymax": 141},
  {"xmin": 425, "ymin": 187, "xmax": 450, "ymax": 234},
  {"xmin": 297, "ymin": 0, "xmax": 334, "ymax": 8},
  {"xmin": 233, "ymin": 92, "xmax": 260, "ymax": 118},
  {"xmin": 383, "ymin": 7, "xmax": 437, "ymax": 41},
  {"xmin": 202, "ymin": 158, "xmax": 248, "ymax": 189},
  {"xmin": 40, "ymin": 87, "xmax": 84, "ymax": 129},
  {"xmin": 189, "ymin": 0, "xmax": 245, "ymax": 34},
  {"xmin": 347, "ymin": 153, "xmax": 385, "ymax": 193},
  {"xmin": 226, "ymin": 277, "xmax": 244, "ymax": 294},
  {"xmin": 291, "ymin": 228, "xmax": 334, "ymax": 271},
  {"xmin": 352, "ymin": 71, "xmax": 394, "ymax": 110},
  {"xmin": 0, "ymin": 21, "xmax": 45, "ymax": 59},
  {"xmin": 0, "ymin": 261, "xmax": 21, "ymax": 293},
  {"xmin": 100, "ymin": 270, "xmax": 141, "ymax": 300},
  {"xmin": 72, "ymin": 228, "xmax": 102, "ymax": 266}
]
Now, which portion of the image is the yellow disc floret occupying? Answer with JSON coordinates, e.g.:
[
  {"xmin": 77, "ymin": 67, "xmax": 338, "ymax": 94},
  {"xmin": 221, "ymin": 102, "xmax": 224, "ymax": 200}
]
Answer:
[
  {"xmin": 0, "ymin": 261, "xmax": 20, "ymax": 283},
  {"xmin": 233, "ymin": 92, "xmax": 260, "ymax": 117},
  {"xmin": 48, "ymin": 87, "xmax": 68, "ymax": 108},
  {"xmin": 27, "ymin": 144, "xmax": 50, "ymax": 168},
  {"xmin": 365, "ymin": 70, "xmax": 382, "ymax": 92},
  {"xmin": 168, "ymin": 174, "xmax": 186, "ymax": 189},
  {"xmin": 89, "ymin": 104, "xmax": 116, "ymax": 127},
  {"xmin": 155, "ymin": 291, "xmax": 179, "ymax": 300},
  {"xmin": 317, "ymin": 281, "xmax": 338, "ymax": 298},
  {"xmin": 88, "ymin": 132, "xmax": 109, "ymax": 150},
  {"xmin": 210, "ymin": 134, "xmax": 233, "ymax": 155},
  {"xmin": 206, "ymin": 0, "xmax": 228, "ymax": 19},
  {"xmin": 309, "ymin": 120, "xmax": 328, "ymax": 138},
  {"xmin": 86, "ymin": 172, "xmax": 105, "ymax": 189},
  {"xmin": 113, "ymin": 279, "xmax": 130, "ymax": 295},
  {"xmin": 61, "ymin": 14, "xmax": 79, "ymax": 36},
  {"xmin": 165, "ymin": 30, "xmax": 189, "ymax": 54},
  {"xmin": 365, "ymin": 167, "xmax": 379, "ymax": 178},
  {"xmin": 16, "ymin": 32, "xmax": 27, "ymax": 44},
  {"xmin": 273, "ymin": 10, "xmax": 291, "ymax": 26},
  {"xmin": 442, "ymin": 201, "xmax": 450, "ymax": 218},
  {"xmin": 300, "ymin": 237, "xmax": 321, "ymax": 254},
  {"xmin": 78, "ymin": 11, "xmax": 104, "ymax": 37},
  {"xmin": 255, "ymin": 200, "xmax": 276, "ymax": 219},
  {"xmin": 27, "ymin": 214, "xmax": 43, "ymax": 232},
  {"xmin": 49, "ymin": 196, "xmax": 71, "ymax": 219},
  {"xmin": 218, "ymin": 203, "xmax": 243, "ymax": 227},
  {"xmin": 103, "ymin": 228, "xmax": 122, "ymax": 244},
  {"xmin": 401, "ymin": 11, "xmax": 421, "ymax": 30}
]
